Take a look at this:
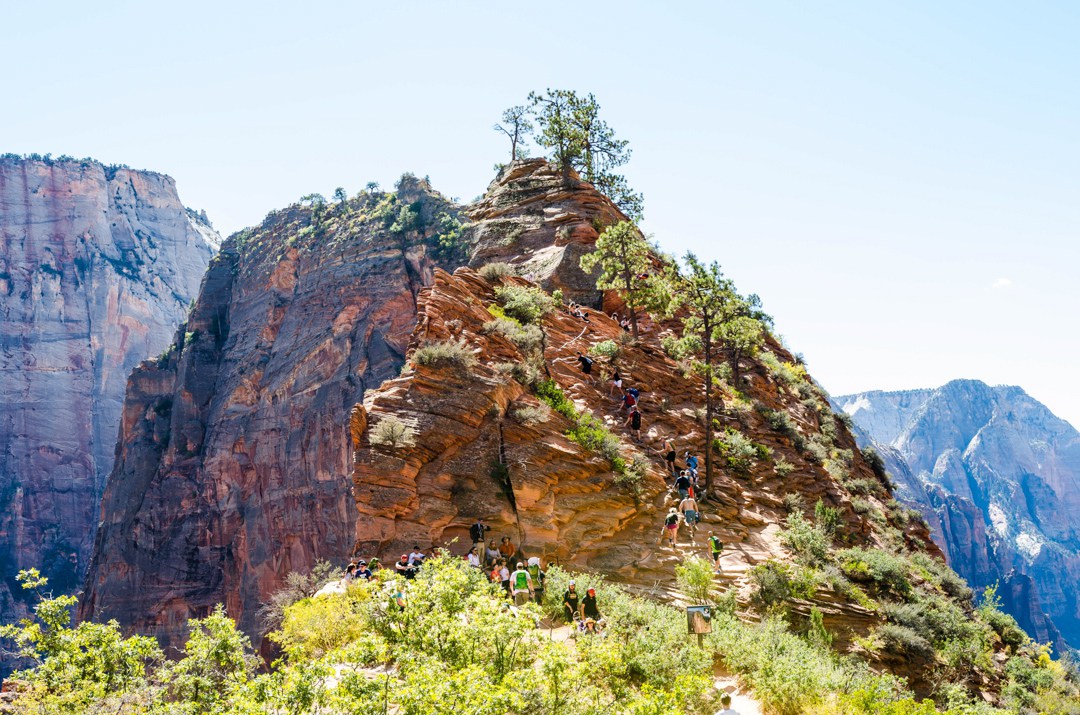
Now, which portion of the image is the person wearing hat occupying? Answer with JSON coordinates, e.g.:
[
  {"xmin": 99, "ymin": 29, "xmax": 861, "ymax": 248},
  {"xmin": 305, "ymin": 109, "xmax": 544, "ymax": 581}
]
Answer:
[
  {"xmin": 355, "ymin": 560, "xmax": 373, "ymax": 581},
  {"xmin": 662, "ymin": 507, "xmax": 681, "ymax": 547},
  {"xmin": 509, "ymin": 561, "xmax": 534, "ymax": 606},
  {"xmin": 581, "ymin": 587, "xmax": 601, "ymax": 621},
  {"xmin": 562, "ymin": 581, "xmax": 580, "ymax": 622},
  {"xmin": 708, "ymin": 531, "xmax": 724, "ymax": 573}
]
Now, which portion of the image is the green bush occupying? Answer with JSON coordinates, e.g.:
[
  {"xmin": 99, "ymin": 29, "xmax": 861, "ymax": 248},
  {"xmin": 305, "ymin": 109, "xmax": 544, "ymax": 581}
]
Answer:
[
  {"xmin": 478, "ymin": 261, "xmax": 514, "ymax": 282},
  {"xmin": 780, "ymin": 510, "xmax": 831, "ymax": 566},
  {"xmin": 493, "ymin": 284, "xmax": 553, "ymax": 324},
  {"xmin": 369, "ymin": 416, "xmax": 416, "ymax": 448},
  {"xmin": 675, "ymin": 556, "xmax": 716, "ymax": 604},
  {"xmin": 748, "ymin": 560, "xmax": 817, "ymax": 608},
  {"xmin": 814, "ymin": 499, "xmax": 842, "ymax": 536},
  {"xmin": 775, "ymin": 456, "xmax": 796, "ymax": 478},
  {"xmin": 483, "ymin": 316, "xmax": 544, "ymax": 353},
  {"xmin": 510, "ymin": 403, "xmax": 550, "ymax": 425},
  {"xmin": 713, "ymin": 427, "xmax": 767, "ymax": 473},
  {"xmin": 876, "ymin": 623, "xmax": 934, "ymax": 658},
  {"xmin": 412, "ymin": 339, "xmax": 477, "ymax": 371},
  {"xmin": 839, "ymin": 548, "xmax": 911, "ymax": 597},
  {"xmin": 588, "ymin": 339, "xmax": 620, "ymax": 359}
]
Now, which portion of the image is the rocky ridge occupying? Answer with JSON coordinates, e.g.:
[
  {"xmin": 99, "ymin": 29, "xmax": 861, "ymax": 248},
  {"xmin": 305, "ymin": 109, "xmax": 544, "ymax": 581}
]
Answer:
[
  {"xmin": 0, "ymin": 156, "xmax": 217, "ymax": 634},
  {"xmin": 80, "ymin": 177, "xmax": 465, "ymax": 654},
  {"xmin": 838, "ymin": 380, "xmax": 1080, "ymax": 648}
]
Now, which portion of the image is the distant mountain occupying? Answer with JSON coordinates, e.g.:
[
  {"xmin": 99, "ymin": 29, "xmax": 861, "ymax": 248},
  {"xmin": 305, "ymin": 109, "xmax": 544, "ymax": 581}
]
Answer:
[
  {"xmin": 837, "ymin": 380, "xmax": 1080, "ymax": 648},
  {"xmin": 0, "ymin": 155, "xmax": 218, "ymax": 638}
]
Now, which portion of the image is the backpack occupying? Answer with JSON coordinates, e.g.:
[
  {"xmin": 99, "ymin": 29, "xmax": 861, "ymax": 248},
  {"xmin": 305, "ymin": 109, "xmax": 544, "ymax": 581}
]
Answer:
[
  {"xmin": 581, "ymin": 356, "xmax": 593, "ymax": 368},
  {"xmin": 513, "ymin": 570, "xmax": 530, "ymax": 591},
  {"xmin": 527, "ymin": 564, "xmax": 543, "ymax": 584},
  {"xmin": 665, "ymin": 513, "xmax": 679, "ymax": 527},
  {"xmin": 709, "ymin": 535, "xmax": 723, "ymax": 553},
  {"xmin": 628, "ymin": 387, "xmax": 640, "ymax": 399}
]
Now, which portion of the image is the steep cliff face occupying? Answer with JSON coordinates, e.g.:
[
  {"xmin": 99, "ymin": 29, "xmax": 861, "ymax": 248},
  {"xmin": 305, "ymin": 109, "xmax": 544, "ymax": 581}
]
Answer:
[
  {"xmin": 838, "ymin": 380, "xmax": 1079, "ymax": 646},
  {"xmin": 0, "ymin": 156, "xmax": 217, "ymax": 629},
  {"xmin": 81, "ymin": 178, "xmax": 466, "ymax": 652}
]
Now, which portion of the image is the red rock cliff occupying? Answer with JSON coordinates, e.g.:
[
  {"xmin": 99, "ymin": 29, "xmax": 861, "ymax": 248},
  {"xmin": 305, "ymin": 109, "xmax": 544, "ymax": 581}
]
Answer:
[
  {"xmin": 0, "ymin": 156, "xmax": 216, "ymax": 634},
  {"xmin": 80, "ymin": 179, "xmax": 463, "ymax": 651}
]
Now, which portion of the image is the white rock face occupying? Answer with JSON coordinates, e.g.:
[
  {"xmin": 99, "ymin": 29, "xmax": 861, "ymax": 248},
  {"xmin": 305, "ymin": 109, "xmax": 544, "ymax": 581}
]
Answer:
[
  {"xmin": 0, "ymin": 156, "xmax": 217, "ymax": 626},
  {"xmin": 839, "ymin": 379, "xmax": 1080, "ymax": 647}
]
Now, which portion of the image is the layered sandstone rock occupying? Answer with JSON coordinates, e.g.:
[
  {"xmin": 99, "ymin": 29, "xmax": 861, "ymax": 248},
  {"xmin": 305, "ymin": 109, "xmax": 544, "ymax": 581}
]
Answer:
[
  {"xmin": 81, "ymin": 181, "xmax": 464, "ymax": 652},
  {"xmin": 839, "ymin": 381, "xmax": 1078, "ymax": 647},
  {"xmin": 0, "ymin": 156, "xmax": 217, "ymax": 631},
  {"xmin": 351, "ymin": 265, "xmax": 936, "ymax": 595}
]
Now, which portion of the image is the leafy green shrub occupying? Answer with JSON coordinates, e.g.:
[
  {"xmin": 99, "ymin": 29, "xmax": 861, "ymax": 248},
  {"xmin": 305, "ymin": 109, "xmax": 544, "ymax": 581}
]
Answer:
[
  {"xmin": 775, "ymin": 456, "xmax": 796, "ymax": 477},
  {"xmin": 807, "ymin": 607, "xmax": 834, "ymax": 650},
  {"xmin": 749, "ymin": 560, "xmax": 819, "ymax": 608},
  {"xmin": 783, "ymin": 493, "xmax": 805, "ymax": 513},
  {"xmin": 483, "ymin": 316, "xmax": 544, "ymax": 353},
  {"xmin": 675, "ymin": 556, "xmax": 716, "ymax": 604},
  {"xmin": 861, "ymin": 446, "xmax": 888, "ymax": 479},
  {"xmin": 661, "ymin": 334, "xmax": 701, "ymax": 360},
  {"xmin": 412, "ymin": 339, "xmax": 476, "ymax": 371},
  {"xmin": 814, "ymin": 499, "xmax": 842, "ymax": 536},
  {"xmin": 780, "ymin": 510, "xmax": 831, "ymax": 566},
  {"xmin": 494, "ymin": 358, "xmax": 542, "ymax": 387},
  {"xmin": 876, "ymin": 623, "xmax": 934, "ymax": 658},
  {"xmin": 978, "ymin": 586, "xmax": 1028, "ymax": 648},
  {"xmin": 909, "ymin": 552, "xmax": 973, "ymax": 601},
  {"xmin": 369, "ymin": 416, "xmax": 416, "ymax": 448},
  {"xmin": 804, "ymin": 436, "xmax": 829, "ymax": 464},
  {"xmin": 713, "ymin": 427, "xmax": 767, "ymax": 473},
  {"xmin": 493, "ymin": 284, "xmax": 553, "ymax": 324},
  {"xmin": 535, "ymin": 380, "xmax": 630, "ymax": 477},
  {"xmin": 845, "ymin": 477, "xmax": 883, "ymax": 496},
  {"xmin": 838, "ymin": 548, "xmax": 911, "ymax": 597},
  {"xmin": 478, "ymin": 261, "xmax": 514, "ymax": 282},
  {"xmin": 763, "ymin": 408, "xmax": 801, "ymax": 440},
  {"xmin": 588, "ymin": 339, "xmax": 620, "ymax": 359}
]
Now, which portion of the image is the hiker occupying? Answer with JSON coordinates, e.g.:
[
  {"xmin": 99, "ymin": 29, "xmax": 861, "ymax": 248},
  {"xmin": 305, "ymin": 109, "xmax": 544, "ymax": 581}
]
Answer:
[
  {"xmin": 580, "ymin": 587, "xmax": 601, "ymax": 621},
  {"xmin": 716, "ymin": 692, "xmax": 740, "ymax": 715},
  {"xmin": 709, "ymin": 531, "xmax": 724, "ymax": 573},
  {"xmin": 509, "ymin": 561, "xmax": 534, "ymax": 606},
  {"xmin": 355, "ymin": 560, "xmax": 373, "ymax": 581},
  {"xmin": 576, "ymin": 352, "xmax": 595, "ymax": 383},
  {"xmin": 620, "ymin": 316, "xmax": 631, "ymax": 332},
  {"xmin": 661, "ymin": 507, "xmax": 680, "ymax": 547},
  {"xmin": 526, "ymin": 557, "xmax": 545, "ymax": 605},
  {"xmin": 466, "ymin": 546, "xmax": 482, "ymax": 569},
  {"xmin": 498, "ymin": 536, "xmax": 516, "ymax": 561},
  {"xmin": 679, "ymin": 494, "xmax": 700, "ymax": 535},
  {"xmin": 470, "ymin": 517, "xmax": 489, "ymax": 555},
  {"xmin": 656, "ymin": 437, "xmax": 678, "ymax": 476},
  {"xmin": 498, "ymin": 559, "xmax": 511, "ymax": 595},
  {"xmin": 408, "ymin": 546, "xmax": 426, "ymax": 566},
  {"xmin": 610, "ymin": 367, "xmax": 623, "ymax": 397},
  {"xmin": 619, "ymin": 388, "xmax": 637, "ymax": 413},
  {"xmin": 485, "ymin": 538, "xmax": 500, "ymax": 567},
  {"xmin": 624, "ymin": 405, "xmax": 642, "ymax": 442},
  {"xmin": 342, "ymin": 563, "xmax": 357, "ymax": 583},
  {"xmin": 674, "ymin": 471, "xmax": 692, "ymax": 500},
  {"xmin": 395, "ymin": 554, "xmax": 415, "ymax": 579},
  {"xmin": 685, "ymin": 451, "xmax": 699, "ymax": 480},
  {"xmin": 563, "ymin": 581, "xmax": 580, "ymax": 621}
]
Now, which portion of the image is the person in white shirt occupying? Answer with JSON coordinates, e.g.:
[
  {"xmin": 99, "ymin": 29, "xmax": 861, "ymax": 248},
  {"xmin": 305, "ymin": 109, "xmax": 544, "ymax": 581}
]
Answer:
[
  {"xmin": 715, "ymin": 693, "xmax": 740, "ymax": 714},
  {"xmin": 408, "ymin": 546, "xmax": 425, "ymax": 566},
  {"xmin": 466, "ymin": 546, "xmax": 481, "ymax": 568}
]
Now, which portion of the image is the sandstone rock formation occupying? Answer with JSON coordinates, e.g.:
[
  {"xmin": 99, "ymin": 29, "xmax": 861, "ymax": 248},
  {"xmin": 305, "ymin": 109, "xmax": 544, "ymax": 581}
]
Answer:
[
  {"xmin": 0, "ymin": 156, "xmax": 217, "ymax": 631},
  {"xmin": 838, "ymin": 380, "xmax": 1079, "ymax": 647},
  {"xmin": 80, "ymin": 178, "xmax": 465, "ymax": 654}
]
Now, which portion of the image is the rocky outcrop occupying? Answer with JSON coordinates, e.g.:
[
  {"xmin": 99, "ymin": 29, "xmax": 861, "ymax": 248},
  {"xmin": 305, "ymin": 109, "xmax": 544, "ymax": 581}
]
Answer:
[
  {"xmin": 351, "ymin": 266, "xmax": 936, "ymax": 592},
  {"xmin": 467, "ymin": 159, "xmax": 628, "ymax": 306},
  {"xmin": 80, "ymin": 179, "xmax": 465, "ymax": 653},
  {"xmin": 0, "ymin": 156, "xmax": 217, "ymax": 632},
  {"xmin": 838, "ymin": 380, "xmax": 1078, "ymax": 647}
]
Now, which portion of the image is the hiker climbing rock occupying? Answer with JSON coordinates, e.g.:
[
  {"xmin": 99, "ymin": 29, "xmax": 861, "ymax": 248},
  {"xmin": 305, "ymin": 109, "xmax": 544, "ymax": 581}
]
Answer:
[
  {"xmin": 679, "ymin": 493, "xmax": 700, "ymax": 537},
  {"xmin": 576, "ymin": 352, "xmax": 595, "ymax": 383},
  {"xmin": 674, "ymin": 471, "xmax": 692, "ymax": 500},
  {"xmin": 610, "ymin": 367, "xmax": 623, "ymax": 397},
  {"xmin": 661, "ymin": 507, "xmax": 680, "ymax": 547},
  {"xmin": 619, "ymin": 387, "xmax": 637, "ymax": 413},
  {"xmin": 624, "ymin": 405, "xmax": 642, "ymax": 442},
  {"xmin": 656, "ymin": 437, "xmax": 677, "ymax": 476},
  {"xmin": 709, "ymin": 531, "xmax": 724, "ymax": 573}
]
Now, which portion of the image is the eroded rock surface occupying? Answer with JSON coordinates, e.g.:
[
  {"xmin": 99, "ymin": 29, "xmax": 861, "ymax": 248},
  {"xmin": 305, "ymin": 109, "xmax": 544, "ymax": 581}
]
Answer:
[
  {"xmin": 0, "ymin": 156, "xmax": 217, "ymax": 630},
  {"xmin": 81, "ymin": 181, "xmax": 463, "ymax": 653}
]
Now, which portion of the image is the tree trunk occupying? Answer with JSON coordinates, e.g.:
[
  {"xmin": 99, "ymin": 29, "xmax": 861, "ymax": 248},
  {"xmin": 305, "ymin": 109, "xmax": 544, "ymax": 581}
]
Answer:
[{"xmin": 703, "ymin": 329, "xmax": 714, "ymax": 498}]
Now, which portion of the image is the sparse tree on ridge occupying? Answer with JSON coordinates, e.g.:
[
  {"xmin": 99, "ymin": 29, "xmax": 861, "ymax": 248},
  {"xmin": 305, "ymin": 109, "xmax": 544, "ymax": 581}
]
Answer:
[
  {"xmin": 494, "ymin": 105, "xmax": 533, "ymax": 161},
  {"xmin": 365, "ymin": 181, "xmax": 380, "ymax": 194},
  {"xmin": 524, "ymin": 89, "xmax": 643, "ymax": 220},
  {"xmin": 580, "ymin": 220, "xmax": 654, "ymax": 339}
]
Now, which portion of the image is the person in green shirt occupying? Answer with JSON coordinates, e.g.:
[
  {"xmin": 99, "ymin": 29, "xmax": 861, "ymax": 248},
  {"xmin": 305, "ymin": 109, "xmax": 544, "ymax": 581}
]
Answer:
[
  {"xmin": 509, "ymin": 562, "xmax": 534, "ymax": 606},
  {"xmin": 708, "ymin": 531, "xmax": 723, "ymax": 573}
]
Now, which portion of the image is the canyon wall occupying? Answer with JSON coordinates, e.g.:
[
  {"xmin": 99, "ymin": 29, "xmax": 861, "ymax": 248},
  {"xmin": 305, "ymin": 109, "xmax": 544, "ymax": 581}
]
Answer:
[{"xmin": 0, "ymin": 156, "xmax": 217, "ymax": 628}]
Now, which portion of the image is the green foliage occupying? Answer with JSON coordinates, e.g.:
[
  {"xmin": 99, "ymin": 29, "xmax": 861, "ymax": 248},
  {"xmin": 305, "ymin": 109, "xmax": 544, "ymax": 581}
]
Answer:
[
  {"xmin": 675, "ymin": 556, "xmax": 716, "ymax": 604},
  {"xmin": 483, "ymin": 313, "xmax": 544, "ymax": 353},
  {"xmin": 534, "ymin": 380, "xmax": 634, "ymax": 481},
  {"xmin": 369, "ymin": 415, "xmax": 416, "ymax": 448},
  {"xmin": 808, "ymin": 607, "xmax": 834, "ymax": 650},
  {"xmin": 588, "ymin": 339, "xmax": 620, "ymax": 359},
  {"xmin": 661, "ymin": 333, "xmax": 702, "ymax": 360},
  {"xmin": 166, "ymin": 605, "xmax": 260, "ymax": 712},
  {"xmin": 412, "ymin": 339, "xmax": 477, "ymax": 371},
  {"xmin": 579, "ymin": 221, "xmax": 657, "ymax": 335},
  {"xmin": 838, "ymin": 548, "xmax": 911, "ymax": 597},
  {"xmin": 493, "ymin": 104, "xmax": 533, "ymax": 161},
  {"xmin": 774, "ymin": 456, "xmax": 796, "ymax": 478},
  {"xmin": 493, "ymin": 284, "xmax": 553, "ymax": 324},
  {"xmin": 814, "ymin": 499, "xmax": 843, "ymax": 537},
  {"xmin": 510, "ymin": 402, "xmax": 551, "ymax": 425},
  {"xmin": 978, "ymin": 585, "xmax": 1029, "ymax": 648},
  {"xmin": 712, "ymin": 427, "xmax": 767, "ymax": 473},
  {"xmin": 780, "ymin": 509, "xmax": 832, "ymax": 566},
  {"xmin": 257, "ymin": 561, "xmax": 345, "ymax": 631}
]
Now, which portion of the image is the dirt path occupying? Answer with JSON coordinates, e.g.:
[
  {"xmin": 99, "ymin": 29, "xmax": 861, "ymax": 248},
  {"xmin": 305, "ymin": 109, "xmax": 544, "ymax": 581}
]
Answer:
[{"xmin": 714, "ymin": 664, "xmax": 764, "ymax": 715}]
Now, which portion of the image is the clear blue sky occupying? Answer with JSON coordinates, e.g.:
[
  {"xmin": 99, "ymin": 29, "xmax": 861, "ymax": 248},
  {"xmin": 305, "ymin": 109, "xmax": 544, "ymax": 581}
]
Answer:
[{"xmin": 5, "ymin": 1, "xmax": 1079, "ymax": 426}]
